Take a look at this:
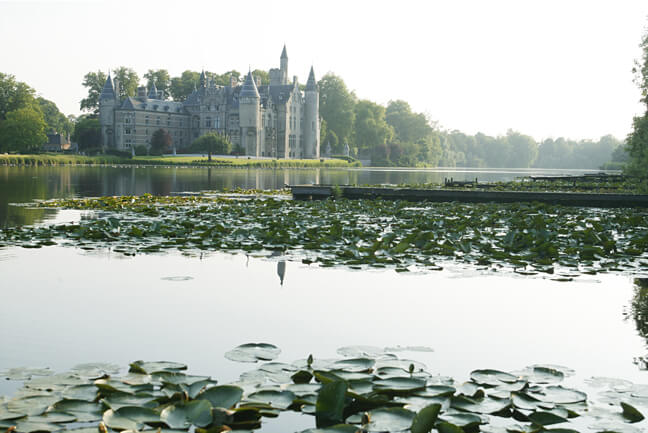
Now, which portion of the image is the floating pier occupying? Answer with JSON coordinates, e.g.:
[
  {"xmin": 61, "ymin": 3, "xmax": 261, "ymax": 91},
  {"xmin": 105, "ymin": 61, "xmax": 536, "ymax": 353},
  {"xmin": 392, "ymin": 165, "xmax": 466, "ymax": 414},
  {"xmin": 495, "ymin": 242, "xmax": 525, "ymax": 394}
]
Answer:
[{"xmin": 289, "ymin": 185, "xmax": 648, "ymax": 208}]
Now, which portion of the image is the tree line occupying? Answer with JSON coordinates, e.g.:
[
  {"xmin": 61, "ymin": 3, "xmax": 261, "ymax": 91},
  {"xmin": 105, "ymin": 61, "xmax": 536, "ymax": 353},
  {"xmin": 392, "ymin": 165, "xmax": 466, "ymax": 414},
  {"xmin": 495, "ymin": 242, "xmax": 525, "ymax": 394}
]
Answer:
[{"xmin": 625, "ymin": 21, "xmax": 648, "ymax": 176}]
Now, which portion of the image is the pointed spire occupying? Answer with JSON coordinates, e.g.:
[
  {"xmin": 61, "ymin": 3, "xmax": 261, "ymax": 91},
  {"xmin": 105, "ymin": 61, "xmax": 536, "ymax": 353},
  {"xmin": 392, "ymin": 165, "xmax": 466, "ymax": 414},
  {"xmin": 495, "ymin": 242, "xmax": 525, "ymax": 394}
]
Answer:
[
  {"xmin": 99, "ymin": 74, "xmax": 115, "ymax": 101},
  {"xmin": 240, "ymin": 70, "xmax": 260, "ymax": 99},
  {"xmin": 148, "ymin": 80, "xmax": 158, "ymax": 99},
  {"xmin": 200, "ymin": 70, "xmax": 206, "ymax": 88},
  {"xmin": 306, "ymin": 66, "xmax": 317, "ymax": 91},
  {"xmin": 281, "ymin": 44, "xmax": 288, "ymax": 59}
]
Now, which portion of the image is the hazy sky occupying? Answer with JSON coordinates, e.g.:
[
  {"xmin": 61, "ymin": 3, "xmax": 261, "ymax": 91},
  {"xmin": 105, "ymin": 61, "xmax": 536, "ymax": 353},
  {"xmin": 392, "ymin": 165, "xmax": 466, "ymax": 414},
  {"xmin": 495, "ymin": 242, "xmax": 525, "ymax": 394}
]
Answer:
[{"xmin": 1, "ymin": 0, "xmax": 647, "ymax": 141}]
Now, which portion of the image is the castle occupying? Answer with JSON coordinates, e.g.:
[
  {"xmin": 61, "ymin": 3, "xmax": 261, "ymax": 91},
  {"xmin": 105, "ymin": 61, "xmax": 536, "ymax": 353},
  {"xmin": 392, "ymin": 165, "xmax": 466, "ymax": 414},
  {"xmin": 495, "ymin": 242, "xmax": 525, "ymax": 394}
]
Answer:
[{"xmin": 99, "ymin": 46, "xmax": 320, "ymax": 159}]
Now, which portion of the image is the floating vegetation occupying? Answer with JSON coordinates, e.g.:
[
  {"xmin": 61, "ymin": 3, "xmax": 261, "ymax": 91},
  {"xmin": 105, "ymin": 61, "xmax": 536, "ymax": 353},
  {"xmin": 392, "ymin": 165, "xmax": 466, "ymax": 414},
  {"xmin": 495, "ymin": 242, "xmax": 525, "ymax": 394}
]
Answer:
[
  {"xmin": 1, "ymin": 346, "xmax": 647, "ymax": 432},
  {"xmin": 1, "ymin": 194, "xmax": 647, "ymax": 277}
]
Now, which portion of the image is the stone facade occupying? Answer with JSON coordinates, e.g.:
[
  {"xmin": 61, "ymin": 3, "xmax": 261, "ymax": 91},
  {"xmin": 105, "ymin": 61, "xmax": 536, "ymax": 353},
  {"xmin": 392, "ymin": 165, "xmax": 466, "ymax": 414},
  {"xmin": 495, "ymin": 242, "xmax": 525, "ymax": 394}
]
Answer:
[{"xmin": 99, "ymin": 46, "xmax": 320, "ymax": 158}]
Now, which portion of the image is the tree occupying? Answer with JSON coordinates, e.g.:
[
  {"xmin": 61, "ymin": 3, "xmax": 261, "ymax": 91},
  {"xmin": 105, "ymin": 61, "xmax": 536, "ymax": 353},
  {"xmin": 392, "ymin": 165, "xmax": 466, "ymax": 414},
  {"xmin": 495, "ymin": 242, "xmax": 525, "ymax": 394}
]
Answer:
[
  {"xmin": 626, "ymin": 23, "xmax": 648, "ymax": 176},
  {"xmin": 144, "ymin": 69, "xmax": 171, "ymax": 98},
  {"xmin": 72, "ymin": 116, "xmax": 101, "ymax": 152},
  {"xmin": 170, "ymin": 70, "xmax": 200, "ymax": 101},
  {"xmin": 113, "ymin": 67, "xmax": 139, "ymax": 100},
  {"xmin": 505, "ymin": 130, "xmax": 538, "ymax": 168},
  {"xmin": 353, "ymin": 100, "xmax": 393, "ymax": 159},
  {"xmin": 0, "ymin": 107, "xmax": 47, "ymax": 153},
  {"xmin": 37, "ymin": 97, "xmax": 73, "ymax": 136},
  {"xmin": 385, "ymin": 100, "xmax": 433, "ymax": 144},
  {"xmin": 80, "ymin": 70, "xmax": 107, "ymax": 114},
  {"xmin": 318, "ymin": 73, "xmax": 356, "ymax": 152},
  {"xmin": 191, "ymin": 132, "xmax": 232, "ymax": 161},
  {"xmin": 0, "ymin": 73, "xmax": 36, "ymax": 121},
  {"xmin": 150, "ymin": 128, "xmax": 172, "ymax": 155}
]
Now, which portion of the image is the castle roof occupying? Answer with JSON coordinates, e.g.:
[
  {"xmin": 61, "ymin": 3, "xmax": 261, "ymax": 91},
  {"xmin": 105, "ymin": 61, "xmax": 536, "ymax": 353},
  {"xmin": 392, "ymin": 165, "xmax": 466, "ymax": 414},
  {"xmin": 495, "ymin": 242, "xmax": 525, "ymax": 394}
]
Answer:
[
  {"xmin": 306, "ymin": 66, "xmax": 317, "ymax": 91},
  {"xmin": 240, "ymin": 71, "xmax": 260, "ymax": 99},
  {"xmin": 281, "ymin": 44, "xmax": 288, "ymax": 59},
  {"xmin": 119, "ymin": 96, "xmax": 184, "ymax": 113},
  {"xmin": 148, "ymin": 81, "xmax": 158, "ymax": 99},
  {"xmin": 99, "ymin": 75, "xmax": 115, "ymax": 100}
]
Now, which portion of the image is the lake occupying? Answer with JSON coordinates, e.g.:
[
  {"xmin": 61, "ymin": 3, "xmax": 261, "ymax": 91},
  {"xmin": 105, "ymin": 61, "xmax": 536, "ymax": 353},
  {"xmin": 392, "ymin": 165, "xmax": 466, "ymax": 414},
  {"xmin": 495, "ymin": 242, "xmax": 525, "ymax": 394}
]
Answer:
[{"xmin": 0, "ymin": 165, "xmax": 645, "ymax": 433}]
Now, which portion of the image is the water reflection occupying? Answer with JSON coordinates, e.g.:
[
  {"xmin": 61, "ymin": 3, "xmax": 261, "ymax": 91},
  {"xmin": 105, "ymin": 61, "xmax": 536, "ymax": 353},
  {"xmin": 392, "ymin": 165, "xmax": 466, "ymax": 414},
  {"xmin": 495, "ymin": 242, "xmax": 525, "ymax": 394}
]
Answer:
[
  {"xmin": 1, "ymin": 166, "xmax": 603, "ymax": 228},
  {"xmin": 629, "ymin": 278, "xmax": 648, "ymax": 369},
  {"xmin": 277, "ymin": 261, "xmax": 286, "ymax": 285}
]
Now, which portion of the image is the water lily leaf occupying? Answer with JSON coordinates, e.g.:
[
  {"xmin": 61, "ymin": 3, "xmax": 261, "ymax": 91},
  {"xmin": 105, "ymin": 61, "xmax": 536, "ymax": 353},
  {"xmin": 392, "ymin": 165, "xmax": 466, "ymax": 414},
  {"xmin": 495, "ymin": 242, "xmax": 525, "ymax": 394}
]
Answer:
[
  {"xmin": 70, "ymin": 363, "xmax": 120, "ymax": 379},
  {"xmin": 436, "ymin": 422, "xmax": 464, "ymax": 433},
  {"xmin": 331, "ymin": 358, "xmax": 375, "ymax": 373},
  {"xmin": 7, "ymin": 396, "xmax": 60, "ymax": 416},
  {"xmin": 373, "ymin": 377, "xmax": 427, "ymax": 395},
  {"xmin": 410, "ymin": 403, "xmax": 441, "ymax": 433},
  {"xmin": 25, "ymin": 374, "xmax": 88, "ymax": 391},
  {"xmin": 315, "ymin": 381, "xmax": 347, "ymax": 428},
  {"xmin": 224, "ymin": 343, "xmax": 281, "ymax": 363},
  {"xmin": 299, "ymin": 425, "xmax": 359, "ymax": 433},
  {"xmin": 128, "ymin": 361, "xmax": 187, "ymax": 374},
  {"xmin": 197, "ymin": 385, "xmax": 243, "ymax": 409},
  {"xmin": 438, "ymin": 412, "xmax": 482, "ymax": 429},
  {"xmin": 451, "ymin": 395, "xmax": 511, "ymax": 414},
  {"xmin": 415, "ymin": 385, "xmax": 456, "ymax": 398},
  {"xmin": 13, "ymin": 419, "xmax": 62, "ymax": 433},
  {"xmin": 103, "ymin": 409, "xmax": 142, "ymax": 431},
  {"xmin": 49, "ymin": 400, "xmax": 102, "ymax": 422},
  {"xmin": 60, "ymin": 385, "xmax": 97, "ymax": 402},
  {"xmin": 245, "ymin": 390, "xmax": 295, "ymax": 410},
  {"xmin": 364, "ymin": 407, "xmax": 416, "ymax": 432},
  {"xmin": 26, "ymin": 413, "xmax": 76, "ymax": 424},
  {"xmin": 527, "ymin": 410, "xmax": 567, "ymax": 426},
  {"xmin": 584, "ymin": 377, "xmax": 634, "ymax": 392},
  {"xmin": 160, "ymin": 400, "xmax": 213, "ymax": 429},
  {"xmin": 0, "ymin": 368, "xmax": 53, "ymax": 381},
  {"xmin": 384, "ymin": 346, "xmax": 434, "ymax": 353},
  {"xmin": 470, "ymin": 369, "xmax": 519, "ymax": 386},
  {"xmin": 621, "ymin": 402, "xmax": 644, "ymax": 422},
  {"xmin": 336, "ymin": 346, "xmax": 385, "ymax": 358},
  {"xmin": 284, "ymin": 383, "xmax": 322, "ymax": 397},
  {"xmin": 291, "ymin": 370, "xmax": 313, "ymax": 384},
  {"xmin": 528, "ymin": 386, "xmax": 586, "ymax": 404},
  {"xmin": 511, "ymin": 392, "xmax": 544, "ymax": 410}
]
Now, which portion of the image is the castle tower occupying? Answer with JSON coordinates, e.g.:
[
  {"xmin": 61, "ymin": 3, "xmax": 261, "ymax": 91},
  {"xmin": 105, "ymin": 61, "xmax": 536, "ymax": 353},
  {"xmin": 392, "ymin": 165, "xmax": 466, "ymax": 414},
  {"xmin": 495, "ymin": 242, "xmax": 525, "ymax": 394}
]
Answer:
[
  {"xmin": 148, "ymin": 80, "xmax": 158, "ymax": 99},
  {"xmin": 99, "ymin": 73, "xmax": 117, "ymax": 148},
  {"xmin": 200, "ymin": 70, "xmax": 206, "ymax": 88},
  {"xmin": 304, "ymin": 66, "xmax": 320, "ymax": 158},
  {"xmin": 239, "ymin": 71, "xmax": 261, "ymax": 156},
  {"xmin": 280, "ymin": 45, "xmax": 288, "ymax": 85}
]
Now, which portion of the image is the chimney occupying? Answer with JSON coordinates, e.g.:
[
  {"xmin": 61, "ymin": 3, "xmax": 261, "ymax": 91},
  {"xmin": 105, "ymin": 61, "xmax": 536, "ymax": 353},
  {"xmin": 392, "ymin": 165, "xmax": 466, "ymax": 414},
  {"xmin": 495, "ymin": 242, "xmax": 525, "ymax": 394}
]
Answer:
[{"xmin": 137, "ymin": 86, "xmax": 147, "ymax": 100}]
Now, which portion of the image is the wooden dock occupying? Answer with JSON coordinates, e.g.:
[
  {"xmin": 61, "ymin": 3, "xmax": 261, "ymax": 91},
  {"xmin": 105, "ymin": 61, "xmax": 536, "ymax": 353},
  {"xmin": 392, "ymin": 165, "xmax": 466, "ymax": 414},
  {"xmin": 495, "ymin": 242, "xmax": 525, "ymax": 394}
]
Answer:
[{"xmin": 289, "ymin": 185, "xmax": 648, "ymax": 208}]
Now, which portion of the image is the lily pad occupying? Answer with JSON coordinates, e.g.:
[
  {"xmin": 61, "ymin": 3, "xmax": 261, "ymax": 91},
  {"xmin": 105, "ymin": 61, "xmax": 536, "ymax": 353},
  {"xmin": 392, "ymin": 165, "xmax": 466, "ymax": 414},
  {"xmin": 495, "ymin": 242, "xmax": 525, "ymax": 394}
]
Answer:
[
  {"xmin": 528, "ymin": 386, "xmax": 586, "ymax": 404},
  {"xmin": 160, "ymin": 400, "xmax": 213, "ymax": 429},
  {"xmin": 374, "ymin": 377, "xmax": 427, "ymax": 395},
  {"xmin": 410, "ymin": 403, "xmax": 441, "ymax": 433},
  {"xmin": 336, "ymin": 346, "xmax": 385, "ymax": 358},
  {"xmin": 245, "ymin": 390, "xmax": 295, "ymax": 410},
  {"xmin": 128, "ymin": 361, "xmax": 187, "ymax": 374},
  {"xmin": 0, "ymin": 368, "xmax": 53, "ymax": 381},
  {"xmin": 470, "ymin": 369, "xmax": 519, "ymax": 386},
  {"xmin": 364, "ymin": 407, "xmax": 416, "ymax": 432},
  {"xmin": 224, "ymin": 343, "xmax": 281, "ymax": 363},
  {"xmin": 197, "ymin": 385, "xmax": 243, "ymax": 409}
]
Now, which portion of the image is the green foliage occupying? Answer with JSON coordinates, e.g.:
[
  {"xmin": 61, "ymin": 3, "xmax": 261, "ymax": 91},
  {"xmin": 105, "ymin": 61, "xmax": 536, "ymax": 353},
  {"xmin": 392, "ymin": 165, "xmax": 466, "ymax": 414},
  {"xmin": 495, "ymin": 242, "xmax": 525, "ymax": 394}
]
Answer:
[
  {"xmin": 79, "ymin": 70, "xmax": 107, "ymax": 114},
  {"xmin": 191, "ymin": 132, "xmax": 232, "ymax": 159},
  {"xmin": 353, "ymin": 100, "xmax": 393, "ymax": 157},
  {"xmin": 72, "ymin": 116, "xmax": 101, "ymax": 151},
  {"xmin": 318, "ymin": 74, "xmax": 356, "ymax": 152},
  {"xmin": 626, "ymin": 23, "xmax": 648, "ymax": 176},
  {"xmin": 143, "ymin": 69, "xmax": 170, "ymax": 97},
  {"xmin": 134, "ymin": 144, "xmax": 148, "ymax": 156},
  {"xmin": 0, "ymin": 72, "xmax": 36, "ymax": 121},
  {"xmin": 36, "ymin": 97, "xmax": 73, "ymax": 136},
  {"xmin": 170, "ymin": 71, "xmax": 201, "ymax": 101},
  {"xmin": 150, "ymin": 128, "xmax": 172, "ymax": 155},
  {"xmin": 112, "ymin": 66, "xmax": 140, "ymax": 100},
  {"xmin": 0, "ymin": 107, "xmax": 47, "ymax": 153}
]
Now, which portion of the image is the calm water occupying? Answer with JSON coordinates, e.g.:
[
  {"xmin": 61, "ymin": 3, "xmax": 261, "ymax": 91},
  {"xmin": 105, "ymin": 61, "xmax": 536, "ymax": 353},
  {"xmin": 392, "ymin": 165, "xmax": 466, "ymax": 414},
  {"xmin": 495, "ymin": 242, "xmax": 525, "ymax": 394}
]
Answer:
[{"xmin": 0, "ymin": 165, "xmax": 645, "ymax": 432}]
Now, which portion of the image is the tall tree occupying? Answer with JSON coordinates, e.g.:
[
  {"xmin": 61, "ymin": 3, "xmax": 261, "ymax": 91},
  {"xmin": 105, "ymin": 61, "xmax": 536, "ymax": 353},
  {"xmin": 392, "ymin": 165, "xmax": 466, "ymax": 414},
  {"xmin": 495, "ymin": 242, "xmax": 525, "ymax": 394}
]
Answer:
[
  {"xmin": 80, "ymin": 70, "xmax": 107, "ymax": 114},
  {"xmin": 385, "ymin": 100, "xmax": 432, "ymax": 144},
  {"xmin": 0, "ymin": 73, "xmax": 36, "ymax": 120},
  {"xmin": 626, "ymin": 23, "xmax": 648, "ymax": 176},
  {"xmin": 191, "ymin": 132, "xmax": 232, "ymax": 161},
  {"xmin": 37, "ymin": 97, "xmax": 73, "ymax": 136},
  {"xmin": 144, "ymin": 69, "xmax": 171, "ymax": 98},
  {"xmin": 150, "ymin": 128, "xmax": 172, "ymax": 155},
  {"xmin": 113, "ymin": 67, "xmax": 139, "ymax": 100},
  {"xmin": 353, "ymin": 100, "xmax": 393, "ymax": 158},
  {"xmin": 72, "ymin": 115, "xmax": 101, "ymax": 151},
  {"xmin": 170, "ymin": 70, "xmax": 200, "ymax": 101},
  {"xmin": 0, "ymin": 107, "xmax": 47, "ymax": 153},
  {"xmin": 318, "ymin": 73, "xmax": 356, "ymax": 152}
]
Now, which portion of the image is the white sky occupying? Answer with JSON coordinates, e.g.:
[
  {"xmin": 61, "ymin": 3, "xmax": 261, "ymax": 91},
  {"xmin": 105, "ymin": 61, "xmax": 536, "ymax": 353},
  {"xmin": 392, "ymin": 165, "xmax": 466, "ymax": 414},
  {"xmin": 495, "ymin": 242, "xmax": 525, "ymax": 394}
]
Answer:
[{"xmin": 1, "ymin": 0, "xmax": 647, "ymax": 141}]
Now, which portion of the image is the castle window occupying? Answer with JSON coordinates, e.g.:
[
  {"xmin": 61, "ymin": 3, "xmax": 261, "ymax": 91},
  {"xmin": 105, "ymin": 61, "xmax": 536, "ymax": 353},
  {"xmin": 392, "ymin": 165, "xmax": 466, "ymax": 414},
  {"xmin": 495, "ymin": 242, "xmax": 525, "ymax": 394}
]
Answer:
[
  {"xmin": 125, "ymin": 128, "xmax": 131, "ymax": 135},
  {"xmin": 206, "ymin": 117, "xmax": 211, "ymax": 128},
  {"xmin": 156, "ymin": 117, "xmax": 160, "ymax": 125},
  {"xmin": 153, "ymin": 105, "xmax": 159, "ymax": 110},
  {"xmin": 167, "ymin": 120, "xmax": 171, "ymax": 126},
  {"xmin": 125, "ymin": 118, "xmax": 131, "ymax": 124},
  {"xmin": 145, "ymin": 116, "xmax": 149, "ymax": 124}
]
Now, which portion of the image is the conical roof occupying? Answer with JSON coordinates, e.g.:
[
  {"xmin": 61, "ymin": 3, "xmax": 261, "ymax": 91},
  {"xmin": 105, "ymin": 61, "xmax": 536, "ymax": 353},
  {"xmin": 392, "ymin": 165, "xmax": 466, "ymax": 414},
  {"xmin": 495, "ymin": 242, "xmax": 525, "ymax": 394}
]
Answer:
[
  {"xmin": 240, "ymin": 70, "xmax": 260, "ymax": 99},
  {"xmin": 148, "ymin": 81, "xmax": 158, "ymax": 99},
  {"xmin": 99, "ymin": 74, "xmax": 115, "ymax": 100},
  {"xmin": 281, "ymin": 44, "xmax": 288, "ymax": 59},
  {"xmin": 306, "ymin": 66, "xmax": 317, "ymax": 91}
]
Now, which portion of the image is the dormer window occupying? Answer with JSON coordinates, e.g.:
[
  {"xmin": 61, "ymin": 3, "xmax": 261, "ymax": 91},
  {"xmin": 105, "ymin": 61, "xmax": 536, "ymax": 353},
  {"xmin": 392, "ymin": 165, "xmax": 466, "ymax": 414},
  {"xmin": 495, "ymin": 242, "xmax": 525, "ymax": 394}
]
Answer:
[
  {"xmin": 153, "ymin": 105, "xmax": 159, "ymax": 110},
  {"xmin": 142, "ymin": 104, "xmax": 147, "ymax": 109},
  {"xmin": 164, "ymin": 106, "xmax": 169, "ymax": 111}
]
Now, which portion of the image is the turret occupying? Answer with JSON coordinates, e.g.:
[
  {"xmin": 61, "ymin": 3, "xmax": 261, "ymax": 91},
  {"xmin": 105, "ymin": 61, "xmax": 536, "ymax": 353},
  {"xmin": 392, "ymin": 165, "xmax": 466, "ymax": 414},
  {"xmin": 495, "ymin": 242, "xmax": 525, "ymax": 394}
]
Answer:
[
  {"xmin": 239, "ymin": 71, "xmax": 261, "ymax": 156},
  {"xmin": 148, "ymin": 81, "xmax": 158, "ymax": 99},
  {"xmin": 200, "ymin": 70, "xmax": 206, "ymax": 88},
  {"xmin": 304, "ymin": 66, "xmax": 320, "ymax": 158},
  {"xmin": 99, "ymin": 73, "xmax": 116, "ymax": 148},
  {"xmin": 280, "ymin": 45, "xmax": 288, "ymax": 85}
]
